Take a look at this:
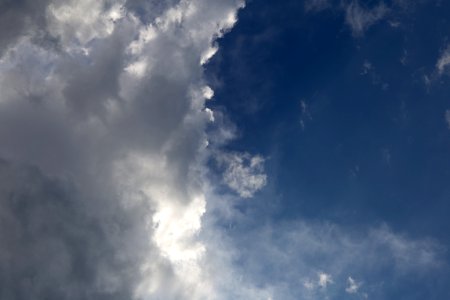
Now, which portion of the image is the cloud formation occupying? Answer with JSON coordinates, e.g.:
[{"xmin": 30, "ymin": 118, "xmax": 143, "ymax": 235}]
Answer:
[
  {"xmin": 304, "ymin": 0, "xmax": 330, "ymax": 12},
  {"xmin": 304, "ymin": 0, "xmax": 389, "ymax": 37},
  {"xmin": 0, "ymin": 0, "xmax": 246, "ymax": 298},
  {"xmin": 216, "ymin": 152, "xmax": 267, "ymax": 198},
  {"xmin": 344, "ymin": 0, "xmax": 388, "ymax": 36},
  {"xmin": 0, "ymin": 1, "xmax": 446, "ymax": 300},
  {"xmin": 207, "ymin": 218, "xmax": 444, "ymax": 299},
  {"xmin": 345, "ymin": 276, "xmax": 361, "ymax": 294},
  {"xmin": 436, "ymin": 45, "xmax": 450, "ymax": 75}
]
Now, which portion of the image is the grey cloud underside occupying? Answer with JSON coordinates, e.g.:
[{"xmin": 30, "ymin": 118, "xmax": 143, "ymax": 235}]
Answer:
[
  {"xmin": 0, "ymin": 0, "xmax": 64, "ymax": 57},
  {"xmin": 0, "ymin": 160, "xmax": 155, "ymax": 300}
]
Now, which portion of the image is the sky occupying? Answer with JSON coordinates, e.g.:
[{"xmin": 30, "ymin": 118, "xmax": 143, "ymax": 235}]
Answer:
[{"xmin": 0, "ymin": 0, "xmax": 449, "ymax": 299}]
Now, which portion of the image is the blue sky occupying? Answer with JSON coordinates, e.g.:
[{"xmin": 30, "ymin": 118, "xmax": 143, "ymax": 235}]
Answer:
[
  {"xmin": 0, "ymin": 0, "xmax": 449, "ymax": 299},
  {"xmin": 205, "ymin": 0, "xmax": 450, "ymax": 298},
  {"xmin": 208, "ymin": 0, "xmax": 450, "ymax": 232}
]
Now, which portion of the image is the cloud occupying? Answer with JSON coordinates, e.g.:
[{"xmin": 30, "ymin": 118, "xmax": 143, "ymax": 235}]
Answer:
[
  {"xmin": 302, "ymin": 272, "xmax": 334, "ymax": 291},
  {"xmin": 346, "ymin": 276, "xmax": 361, "ymax": 294},
  {"xmin": 422, "ymin": 43, "xmax": 450, "ymax": 86},
  {"xmin": 360, "ymin": 59, "xmax": 389, "ymax": 90},
  {"xmin": 343, "ymin": 1, "xmax": 388, "ymax": 37},
  {"xmin": 318, "ymin": 272, "xmax": 333, "ymax": 288},
  {"xmin": 304, "ymin": 0, "xmax": 390, "ymax": 37},
  {"xmin": 305, "ymin": 0, "xmax": 432, "ymax": 39},
  {"xmin": 361, "ymin": 59, "xmax": 373, "ymax": 74},
  {"xmin": 201, "ymin": 214, "xmax": 445, "ymax": 299},
  {"xmin": 436, "ymin": 45, "xmax": 450, "ymax": 75},
  {"xmin": 0, "ymin": 0, "xmax": 55, "ymax": 57},
  {"xmin": 304, "ymin": 0, "xmax": 331, "ymax": 12},
  {"xmin": 0, "ymin": 0, "xmax": 245, "ymax": 299},
  {"xmin": 445, "ymin": 110, "xmax": 450, "ymax": 129},
  {"xmin": 0, "ymin": 1, "xmax": 446, "ymax": 300},
  {"xmin": 299, "ymin": 99, "xmax": 312, "ymax": 130},
  {"xmin": 216, "ymin": 152, "xmax": 267, "ymax": 198},
  {"xmin": 124, "ymin": 0, "xmax": 181, "ymax": 24},
  {"xmin": 0, "ymin": 160, "xmax": 153, "ymax": 299}
]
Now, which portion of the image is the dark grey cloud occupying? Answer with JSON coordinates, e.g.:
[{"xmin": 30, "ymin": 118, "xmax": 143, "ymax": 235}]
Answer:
[
  {"xmin": 0, "ymin": 160, "xmax": 156, "ymax": 300},
  {"xmin": 0, "ymin": 0, "xmax": 54, "ymax": 56}
]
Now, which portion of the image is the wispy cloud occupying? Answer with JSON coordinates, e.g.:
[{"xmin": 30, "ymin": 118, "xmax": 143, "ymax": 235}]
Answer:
[
  {"xmin": 445, "ymin": 110, "xmax": 450, "ymax": 129},
  {"xmin": 344, "ymin": 1, "xmax": 389, "ymax": 37},
  {"xmin": 304, "ymin": 0, "xmax": 390, "ymax": 37},
  {"xmin": 216, "ymin": 152, "xmax": 267, "ymax": 198},
  {"xmin": 436, "ymin": 45, "xmax": 450, "ymax": 75},
  {"xmin": 345, "ymin": 276, "xmax": 361, "ymax": 294},
  {"xmin": 200, "ymin": 214, "xmax": 445, "ymax": 299},
  {"xmin": 304, "ymin": 0, "xmax": 331, "ymax": 12}
]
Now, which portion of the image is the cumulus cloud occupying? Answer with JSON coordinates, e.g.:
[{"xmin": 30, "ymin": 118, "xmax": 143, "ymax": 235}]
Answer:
[
  {"xmin": 0, "ymin": 160, "xmax": 152, "ymax": 299},
  {"xmin": 0, "ymin": 0, "xmax": 245, "ymax": 299},
  {"xmin": 318, "ymin": 272, "xmax": 333, "ymax": 288}
]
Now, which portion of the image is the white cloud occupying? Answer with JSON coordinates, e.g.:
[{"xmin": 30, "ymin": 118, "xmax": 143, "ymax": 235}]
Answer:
[
  {"xmin": 318, "ymin": 272, "xmax": 333, "ymax": 288},
  {"xmin": 436, "ymin": 45, "xmax": 450, "ymax": 75},
  {"xmin": 346, "ymin": 276, "xmax": 360, "ymax": 294},
  {"xmin": 202, "ymin": 85, "xmax": 215, "ymax": 100},
  {"xmin": 217, "ymin": 152, "xmax": 267, "ymax": 198},
  {"xmin": 303, "ymin": 279, "xmax": 315, "ymax": 290},
  {"xmin": 199, "ymin": 214, "xmax": 444, "ymax": 299},
  {"xmin": 445, "ymin": 110, "xmax": 450, "ymax": 129},
  {"xmin": 300, "ymin": 272, "xmax": 333, "ymax": 293},
  {"xmin": 47, "ymin": 0, "xmax": 126, "ymax": 47},
  {"xmin": 423, "ymin": 44, "xmax": 450, "ymax": 85},
  {"xmin": 344, "ymin": 1, "xmax": 388, "ymax": 36},
  {"xmin": 361, "ymin": 59, "xmax": 373, "ymax": 75},
  {"xmin": 201, "ymin": 45, "xmax": 219, "ymax": 65}
]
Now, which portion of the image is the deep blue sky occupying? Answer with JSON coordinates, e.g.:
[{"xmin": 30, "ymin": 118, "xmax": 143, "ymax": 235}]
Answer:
[
  {"xmin": 207, "ymin": 1, "xmax": 450, "ymax": 297},
  {"xmin": 208, "ymin": 0, "xmax": 450, "ymax": 234}
]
